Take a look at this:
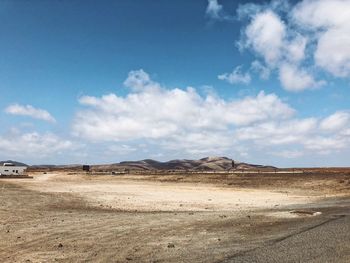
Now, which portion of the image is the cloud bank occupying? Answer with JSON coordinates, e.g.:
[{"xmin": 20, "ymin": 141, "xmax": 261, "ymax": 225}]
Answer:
[
  {"xmin": 2, "ymin": 69, "xmax": 350, "ymax": 164},
  {"xmin": 71, "ymin": 69, "xmax": 350, "ymax": 159},
  {"xmin": 0, "ymin": 129, "xmax": 73, "ymax": 159}
]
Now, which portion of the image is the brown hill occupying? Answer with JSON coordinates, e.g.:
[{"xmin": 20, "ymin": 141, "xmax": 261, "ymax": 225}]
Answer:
[{"xmin": 91, "ymin": 157, "xmax": 276, "ymax": 172}]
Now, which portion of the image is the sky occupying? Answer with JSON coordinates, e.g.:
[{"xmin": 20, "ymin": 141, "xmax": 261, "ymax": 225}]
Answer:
[{"xmin": 1, "ymin": 0, "xmax": 350, "ymax": 167}]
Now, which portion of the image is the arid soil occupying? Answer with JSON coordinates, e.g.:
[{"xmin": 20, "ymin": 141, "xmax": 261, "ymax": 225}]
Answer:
[{"xmin": 0, "ymin": 171, "xmax": 349, "ymax": 262}]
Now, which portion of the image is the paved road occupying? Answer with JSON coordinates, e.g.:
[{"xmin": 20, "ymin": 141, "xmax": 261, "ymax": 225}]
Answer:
[{"xmin": 224, "ymin": 214, "xmax": 350, "ymax": 263}]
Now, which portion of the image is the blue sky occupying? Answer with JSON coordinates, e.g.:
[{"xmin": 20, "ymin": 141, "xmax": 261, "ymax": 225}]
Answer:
[{"xmin": 1, "ymin": 0, "xmax": 350, "ymax": 166}]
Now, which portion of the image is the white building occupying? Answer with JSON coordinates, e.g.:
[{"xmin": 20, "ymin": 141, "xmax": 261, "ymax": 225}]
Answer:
[{"xmin": 0, "ymin": 163, "xmax": 27, "ymax": 176}]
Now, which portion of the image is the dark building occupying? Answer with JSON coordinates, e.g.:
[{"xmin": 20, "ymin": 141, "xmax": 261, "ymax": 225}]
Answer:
[{"xmin": 82, "ymin": 165, "xmax": 90, "ymax": 172}]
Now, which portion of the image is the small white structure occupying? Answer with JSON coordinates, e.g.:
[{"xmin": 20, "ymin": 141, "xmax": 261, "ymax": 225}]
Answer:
[{"xmin": 0, "ymin": 163, "xmax": 27, "ymax": 176}]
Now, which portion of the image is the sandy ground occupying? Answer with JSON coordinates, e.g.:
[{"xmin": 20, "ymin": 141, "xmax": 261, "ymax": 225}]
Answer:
[
  {"xmin": 22, "ymin": 173, "xmax": 321, "ymax": 212},
  {"xmin": 0, "ymin": 171, "xmax": 349, "ymax": 262}
]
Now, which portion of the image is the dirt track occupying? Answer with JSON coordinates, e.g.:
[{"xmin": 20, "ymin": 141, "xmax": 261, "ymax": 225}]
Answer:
[{"xmin": 0, "ymin": 172, "xmax": 349, "ymax": 262}]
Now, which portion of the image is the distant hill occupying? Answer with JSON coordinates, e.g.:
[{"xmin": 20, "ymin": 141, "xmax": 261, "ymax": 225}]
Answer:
[
  {"xmin": 0, "ymin": 160, "xmax": 28, "ymax": 167},
  {"xmin": 92, "ymin": 156, "xmax": 276, "ymax": 171},
  {"xmin": 20, "ymin": 157, "xmax": 276, "ymax": 171}
]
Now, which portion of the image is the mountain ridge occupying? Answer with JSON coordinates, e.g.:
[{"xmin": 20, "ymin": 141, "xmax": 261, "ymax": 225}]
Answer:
[
  {"xmin": 93, "ymin": 156, "xmax": 276, "ymax": 171},
  {"xmin": 2, "ymin": 157, "xmax": 276, "ymax": 171}
]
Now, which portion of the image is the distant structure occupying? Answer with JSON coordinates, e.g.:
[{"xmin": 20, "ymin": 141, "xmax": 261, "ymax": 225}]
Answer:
[
  {"xmin": 232, "ymin": 160, "xmax": 235, "ymax": 169},
  {"xmin": 82, "ymin": 165, "xmax": 90, "ymax": 172},
  {"xmin": 0, "ymin": 162, "xmax": 27, "ymax": 176}
]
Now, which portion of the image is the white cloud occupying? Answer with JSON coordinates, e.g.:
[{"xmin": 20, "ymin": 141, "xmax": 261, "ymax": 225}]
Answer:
[
  {"xmin": 71, "ymin": 70, "xmax": 350, "ymax": 159},
  {"xmin": 218, "ymin": 66, "xmax": 251, "ymax": 84},
  {"xmin": 206, "ymin": 0, "xmax": 232, "ymax": 21},
  {"xmin": 107, "ymin": 144, "xmax": 137, "ymax": 155},
  {"xmin": 314, "ymin": 27, "xmax": 350, "ymax": 77},
  {"xmin": 206, "ymin": 0, "xmax": 223, "ymax": 19},
  {"xmin": 5, "ymin": 104, "xmax": 56, "ymax": 123},
  {"xmin": 320, "ymin": 111, "xmax": 350, "ymax": 131},
  {"xmin": 245, "ymin": 10, "xmax": 286, "ymax": 66},
  {"xmin": 292, "ymin": 0, "xmax": 350, "ymax": 29},
  {"xmin": 242, "ymin": 9, "xmax": 321, "ymax": 91},
  {"xmin": 292, "ymin": 0, "xmax": 350, "ymax": 78},
  {"xmin": 219, "ymin": 0, "xmax": 350, "ymax": 92},
  {"xmin": 251, "ymin": 60, "xmax": 270, "ymax": 80},
  {"xmin": 73, "ymin": 70, "xmax": 293, "ymax": 151},
  {"xmin": 239, "ymin": 3, "xmax": 331, "ymax": 92},
  {"xmin": 285, "ymin": 34, "xmax": 308, "ymax": 63},
  {"xmin": 123, "ymin": 69, "xmax": 160, "ymax": 91},
  {"xmin": 0, "ymin": 130, "xmax": 73, "ymax": 159},
  {"xmin": 161, "ymin": 131, "xmax": 233, "ymax": 155},
  {"xmin": 279, "ymin": 63, "xmax": 325, "ymax": 92},
  {"xmin": 235, "ymin": 118, "xmax": 318, "ymax": 145},
  {"xmin": 235, "ymin": 113, "xmax": 350, "ymax": 153},
  {"xmin": 271, "ymin": 150, "xmax": 304, "ymax": 159},
  {"xmin": 303, "ymin": 136, "xmax": 346, "ymax": 152}
]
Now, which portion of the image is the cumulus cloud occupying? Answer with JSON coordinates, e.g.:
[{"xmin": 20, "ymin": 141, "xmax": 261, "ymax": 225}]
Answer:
[
  {"xmin": 0, "ymin": 130, "xmax": 73, "ymax": 158},
  {"xmin": 160, "ymin": 131, "xmax": 234, "ymax": 155},
  {"xmin": 206, "ymin": 0, "xmax": 223, "ymax": 19},
  {"xmin": 320, "ymin": 111, "xmax": 350, "ymax": 131},
  {"xmin": 315, "ymin": 28, "xmax": 350, "ymax": 77},
  {"xmin": 279, "ymin": 63, "xmax": 325, "ymax": 92},
  {"xmin": 292, "ymin": 0, "xmax": 350, "ymax": 77},
  {"xmin": 236, "ymin": 114, "xmax": 350, "ymax": 153},
  {"xmin": 238, "ymin": 1, "xmax": 332, "ymax": 92},
  {"xmin": 285, "ymin": 34, "xmax": 308, "ymax": 63},
  {"xmin": 251, "ymin": 60, "xmax": 270, "ymax": 80},
  {"xmin": 123, "ymin": 69, "xmax": 160, "ymax": 91},
  {"xmin": 205, "ymin": 0, "xmax": 233, "ymax": 21},
  {"xmin": 235, "ymin": 118, "xmax": 318, "ymax": 145},
  {"xmin": 5, "ymin": 104, "xmax": 56, "ymax": 123},
  {"xmin": 206, "ymin": 0, "xmax": 234, "ymax": 21},
  {"xmin": 291, "ymin": 0, "xmax": 350, "ymax": 78},
  {"xmin": 218, "ymin": 66, "xmax": 251, "ymax": 84},
  {"xmin": 271, "ymin": 150, "xmax": 304, "ymax": 159},
  {"xmin": 71, "ymin": 70, "xmax": 350, "ymax": 158},
  {"xmin": 303, "ymin": 136, "xmax": 347, "ymax": 153},
  {"xmin": 73, "ymin": 70, "xmax": 293, "ymax": 142},
  {"xmin": 72, "ymin": 70, "xmax": 295, "ymax": 155},
  {"xmin": 244, "ymin": 10, "xmax": 286, "ymax": 66},
  {"xmin": 206, "ymin": 0, "xmax": 350, "ymax": 93}
]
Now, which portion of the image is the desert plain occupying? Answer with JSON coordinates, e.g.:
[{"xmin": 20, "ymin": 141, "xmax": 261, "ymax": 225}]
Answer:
[{"xmin": 0, "ymin": 169, "xmax": 349, "ymax": 262}]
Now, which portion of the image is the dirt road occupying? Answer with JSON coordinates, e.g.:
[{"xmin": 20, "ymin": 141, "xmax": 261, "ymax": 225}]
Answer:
[{"xmin": 0, "ymin": 172, "xmax": 349, "ymax": 262}]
